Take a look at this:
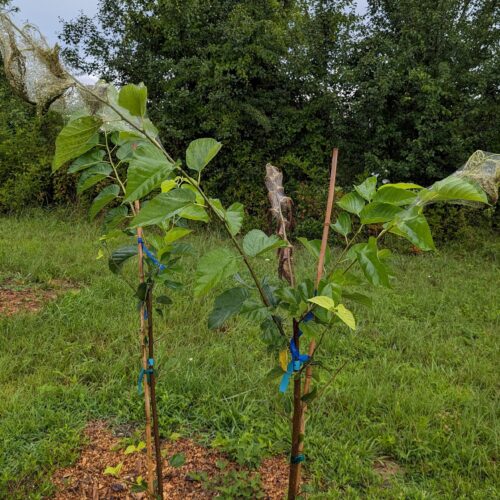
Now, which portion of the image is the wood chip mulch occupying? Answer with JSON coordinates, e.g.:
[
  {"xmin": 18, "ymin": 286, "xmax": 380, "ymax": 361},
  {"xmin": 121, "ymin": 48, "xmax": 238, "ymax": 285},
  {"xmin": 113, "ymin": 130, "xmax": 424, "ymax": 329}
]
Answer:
[
  {"xmin": 52, "ymin": 421, "xmax": 289, "ymax": 499},
  {"xmin": 0, "ymin": 278, "xmax": 78, "ymax": 317}
]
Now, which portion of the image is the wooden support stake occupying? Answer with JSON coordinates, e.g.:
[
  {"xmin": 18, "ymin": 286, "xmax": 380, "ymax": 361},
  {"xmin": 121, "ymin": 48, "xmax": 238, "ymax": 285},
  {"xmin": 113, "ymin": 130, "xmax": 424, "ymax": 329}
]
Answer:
[
  {"xmin": 291, "ymin": 148, "xmax": 339, "ymax": 499},
  {"xmin": 135, "ymin": 201, "xmax": 154, "ymax": 496}
]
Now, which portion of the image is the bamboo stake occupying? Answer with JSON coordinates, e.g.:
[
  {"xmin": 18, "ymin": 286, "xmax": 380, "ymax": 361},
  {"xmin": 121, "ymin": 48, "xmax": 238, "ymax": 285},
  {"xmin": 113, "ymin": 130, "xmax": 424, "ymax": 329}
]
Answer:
[
  {"xmin": 291, "ymin": 148, "xmax": 339, "ymax": 498},
  {"xmin": 315, "ymin": 148, "xmax": 339, "ymax": 288},
  {"xmin": 135, "ymin": 201, "xmax": 155, "ymax": 496}
]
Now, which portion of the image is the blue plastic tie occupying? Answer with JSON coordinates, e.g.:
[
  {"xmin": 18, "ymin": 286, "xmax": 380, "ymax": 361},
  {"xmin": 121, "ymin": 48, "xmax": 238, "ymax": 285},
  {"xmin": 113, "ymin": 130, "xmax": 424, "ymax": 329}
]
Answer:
[
  {"xmin": 279, "ymin": 312, "xmax": 314, "ymax": 393},
  {"xmin": 291, "ymin": 454, "xmax": 305, "ymax": 464},
  {"xmin": 137, "ymin": 358, "xmax": 154, "ymax": 395},
  {"xmin": 137, "ymin": 237, "xmax": 166, "ymax": 271}
]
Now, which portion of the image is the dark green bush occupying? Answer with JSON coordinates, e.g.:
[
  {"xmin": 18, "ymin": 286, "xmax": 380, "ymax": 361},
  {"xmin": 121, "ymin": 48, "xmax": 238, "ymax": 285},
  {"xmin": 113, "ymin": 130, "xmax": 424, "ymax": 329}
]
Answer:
[{"xmin": 0, "ymin": 74, "xmax": 74, "ymax": 212}]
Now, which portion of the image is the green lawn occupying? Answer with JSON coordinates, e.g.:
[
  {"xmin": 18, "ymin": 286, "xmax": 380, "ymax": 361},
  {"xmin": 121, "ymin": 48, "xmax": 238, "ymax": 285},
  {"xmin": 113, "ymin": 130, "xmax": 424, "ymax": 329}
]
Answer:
[{"xmin": 0, "ymin": 209, "xmax": 498, "ymax": 499}]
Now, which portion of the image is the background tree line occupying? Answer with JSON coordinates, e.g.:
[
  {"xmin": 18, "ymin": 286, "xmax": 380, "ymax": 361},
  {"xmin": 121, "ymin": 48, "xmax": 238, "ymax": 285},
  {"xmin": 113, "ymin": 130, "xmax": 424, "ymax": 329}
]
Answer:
[{"xmin": 1, "ymin": 0, "xmax": 498, "ymax": 236}]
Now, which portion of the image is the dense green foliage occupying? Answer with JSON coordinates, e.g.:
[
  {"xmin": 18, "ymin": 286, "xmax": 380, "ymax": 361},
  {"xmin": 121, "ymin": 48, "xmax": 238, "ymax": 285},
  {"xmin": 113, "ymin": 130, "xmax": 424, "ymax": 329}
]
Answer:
[
  {"xmin": 1, "ymin": 210, "xmax": 498, "ymax": 498},
  {"xmin": 0, "ymin": 70, "xmax": 67, "ymax": 211},
  {"xmin": 59, "ymin": 0, "xmax": 499, "ymax": 224}
]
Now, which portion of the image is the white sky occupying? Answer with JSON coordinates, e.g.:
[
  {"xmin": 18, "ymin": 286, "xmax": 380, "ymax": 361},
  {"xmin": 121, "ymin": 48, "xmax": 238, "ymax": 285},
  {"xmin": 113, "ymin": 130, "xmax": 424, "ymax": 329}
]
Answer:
[{"xmin": 12, "ymin": 0, "xmax": 369, "ymax": 45}]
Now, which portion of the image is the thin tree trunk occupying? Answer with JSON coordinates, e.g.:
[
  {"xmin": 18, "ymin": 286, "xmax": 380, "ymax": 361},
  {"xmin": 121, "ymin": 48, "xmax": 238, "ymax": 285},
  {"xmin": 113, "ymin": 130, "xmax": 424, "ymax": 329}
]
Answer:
[
  {"xmin": 288, "ymin": 319, "xmax": 303, "ymax": 500},
  {"xmin": 135, "ymin": 202, "xmax": 155, "ymax": 496},
  {"xmin": 146, "ymin": 288, "xmax": 164, "ymax": 498}
]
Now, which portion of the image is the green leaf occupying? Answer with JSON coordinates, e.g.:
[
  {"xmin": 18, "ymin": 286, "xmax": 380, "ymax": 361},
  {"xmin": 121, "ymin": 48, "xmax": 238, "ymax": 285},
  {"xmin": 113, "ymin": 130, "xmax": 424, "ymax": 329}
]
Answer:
[
  {"xmin": 109, "ymin": 245, "xmax": 138, "ymax": 273},
  {"xmin": 178, "ymin": 204, "xmax": 209, "ymax": 222},
  {"xmin": 417, "ymin": 176, "xmax": 488, "ymax": 205},
  {"xmin": 390, "ymin": 207, "xmax": 435, "ymax": 251},
  {"xmin": 301, "ymin": 387, "xmax": 318, "ymax": 403},
  {"xmin": 225, "ymin": 202, "xmax": 244, "ymax": 236},
  {"xmin": 104, "ymin": 463, "xmax": 123, "ymax": 477},
  {"xmin": 169, "ymin": 453, "xmax": 185, "ymax": 468},
  {"xmin": 164, "ymin": 227, "xmax": 192, "ymax": 244},
  {"xmin": 308, "ymin": 295, "xmax": 336, "ymax": 311},
  {"xmin": 194, "ymin": 248, "xmax": 239, "ymax": 296},
  {"xmin": 135, "ymin": 282, "xmax": 148, "ymax": 301},
  {"xmin": 331, "ymin": 212, "xmax": 351, "ymax": 237},
  {"xmin": 354, "ymin": 176, "xmax": 377, "ymax": 201},
  {"xmin": 373, "ymin": 186, "xmax": 417, "ymax": 206},
  {"xmin": 124, "ymin": 145, "xmax": 175, "ymax": 202},
  {"xmin": 186, "ymin": 138, "xmax": 222, "ymax": 173},
  {"xmin": 118, "ymin": 83, "xmax": 147, "ymax": 117},
  {"xmin": 357, "ymin": 237, "xmax": 390, "ymax": 287},
  {"xmin": 156, "ymin": 295, "xmax": 172, "ymax": 305},
  {"xmin": 68, "ymin": 149, "xmax": 105, "ymax": 173},
  {"xmin": 298, "ymin": 238, "xmax": 332, "ymax": 265},
  {"xmin": 242, "ymin": 229, "xmax": 287, "ymax": 258},
  {"xmin": 103, "ymin": 206, "xmax": 128, "ymax": 232},
  {"xmin": 335, "ymin": 304, "xmax": 356, "ymax": 330},
  {"xmin": 161, "ymin": 179, "xmax": 177, "ymax": 193},
  {"xmin": 208, "ymin": 287, "xmax": 250, "ymax": 329},
  {"xmin": 379, "ymin": 182, "xmax": 423, "ymax": 190},
  {"xmin": 53, "ymin": 116, "xmax": 102, "ymax": 170},
  {"xmin": 360, "ymin": 202, "xmax": 403, "ymax": 224},
  {"xmin": 130, "ymin": 189, "xmax": 196, "ymax": 227},
  {"xmin": 337, "ymin": 191, "xmax": 365, "ymax": 215},
  {"xmin": 89, "ymin": 184, "xmax": 120, "ymax": 220},
  {"xmin": 77, "ymin": 164, "xmax": 112, "ymax": 194}
]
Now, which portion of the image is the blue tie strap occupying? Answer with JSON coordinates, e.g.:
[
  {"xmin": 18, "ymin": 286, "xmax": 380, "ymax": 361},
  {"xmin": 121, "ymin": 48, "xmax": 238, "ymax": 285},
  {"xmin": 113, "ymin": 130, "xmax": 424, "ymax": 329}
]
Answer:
[
  {"xmin": 291, "ymin": 454, "xmax": 305, "ymax": 464},
  {"xmin": 137, "ymin": 358, "xmax": 154, "ymax": 394},
  {"xmin": 279, "ymin": 312, "xmax": 314, "ymax": 393},
  {"xmin": 137, "ymin": 236, "xmax": 166, "ymax": 271}
]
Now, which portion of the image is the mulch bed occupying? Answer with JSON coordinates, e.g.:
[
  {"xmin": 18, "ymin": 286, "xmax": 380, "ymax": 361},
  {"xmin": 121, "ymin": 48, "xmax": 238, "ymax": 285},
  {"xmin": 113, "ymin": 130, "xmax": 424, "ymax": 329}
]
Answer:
[
  {"xmin": 52, "ymin": 421, "xmax": 289, "ymax": 499},
  {"xmin": 0, "ymin": 277, "xmax": 77, "ymax": 316}
]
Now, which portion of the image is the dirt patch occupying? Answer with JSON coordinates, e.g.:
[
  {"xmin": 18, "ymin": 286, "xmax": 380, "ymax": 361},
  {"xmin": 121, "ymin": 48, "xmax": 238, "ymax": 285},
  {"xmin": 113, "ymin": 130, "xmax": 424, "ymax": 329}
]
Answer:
[
  {"xmin": 52, "ymin": 421, "xmax": 289, "ymax": 499},
  {"xmin": 373, "ymin": 457, "xmax": 402, "ymax": 484},
  {"xmin": 0, "ymin": 277, "xmax": 78, "ymax": 317}
]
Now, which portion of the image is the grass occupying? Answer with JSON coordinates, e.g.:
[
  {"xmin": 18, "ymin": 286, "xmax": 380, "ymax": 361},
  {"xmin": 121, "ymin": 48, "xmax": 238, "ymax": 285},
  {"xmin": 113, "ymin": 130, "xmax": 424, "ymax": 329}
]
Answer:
[{"xmin": 0, "ymin": 208, "xmax": 498, "ymax": 498}]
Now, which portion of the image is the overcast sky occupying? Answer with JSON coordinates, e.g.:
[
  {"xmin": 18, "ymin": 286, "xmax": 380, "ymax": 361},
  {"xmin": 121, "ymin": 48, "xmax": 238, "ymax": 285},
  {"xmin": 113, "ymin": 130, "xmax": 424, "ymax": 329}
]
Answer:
[{"xmin": 12, "ymin": 0, "xmax": 368, "ymax": 45}]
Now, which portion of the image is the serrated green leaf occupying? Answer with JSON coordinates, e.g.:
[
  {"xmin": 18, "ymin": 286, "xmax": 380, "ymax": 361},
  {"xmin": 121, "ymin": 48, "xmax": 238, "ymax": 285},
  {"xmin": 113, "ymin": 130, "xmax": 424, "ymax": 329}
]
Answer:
[
  {"xmin": 337, "ymin": 191, "xmax": 365, "ymax": 215},
  {"xmin": 331, "ymin": 212, "xmax": 352, "ymax": 237},
  {"xmin": 156, "ymin": 295, "xmax": 172, "ymax": 305},
  {"xmin": 89, "ymin": 184, "xmax": 120, "ymax": 220},
  {"xmin": 357, "ymin": 237, "xmax": 390, "ymax": 287},
  {"xmin": 53, "ymin": 116, "xmax": 102, "ymax": 170},
  {"xmin": 225, "ymin": 202, "xmax": 244, "ymax": 236},
  {"xmin": 130, "ymin": 189, "xmax": 196, "ymax": 227},
  {"xmin": 360, "ymin": 202, "xmax": 403, "ymax": 224},
  {"xmin": 354, "ymin": 176, "xmax": 377, "ymax": 201},
  {"xmin": 104, "ymin": 463, "xmax": 123, "ymax": 477},
  {"xmin": 178, "ymin": 204, "xmax": 209, "ymax": 222},
  {"xmin": 390, "ymin": 207, "xmax": 435, "ymax": 251},
  {"xmin": 373, "ymin": 186, "xmax": 417, "ymax": 206},
  {"xmin": 124, "ymin": 145, "xmax": 175, "ymax": 202},
  {"xmin": 161, "ymin": 179, "xmax": 178, "ymax": 193},
  {"xmin": 194, "ymin": 248, "xmax": 239, "ymax": 296},
  {"xmin": 208, "ymin": 287, "xmax": 250, "ymax": 329},
  {"xmin": 68, "ymin": 149, "xmax": 106, "ymax": 173},
  {"xmin": 242, "ymin": 229, "xmax": 287, "ymax": 257},
  {"xmin": 186, "ymin": 138, "xmax": 222, "ymax": 173},
  {"xmin": 118, "ymin": 83, "xmax": 147, "ymax": 117},
  {"xmin": 336, "ymin": 304, "xmax": 356, "ymax": 330},
  {"xmin": 417, "ymin": 176, "xmax": 487, "ymax": 205},
  {"xmin": 109, "ymin": 245, "xmax": 138, "ymax": 273},
  {"xmin": 77, "ymin": 164, "xmax": 112, "ymax": 194},
  {"xmin": 308, "ymin": 295, "xmax": 336, "ymax": 311}
]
